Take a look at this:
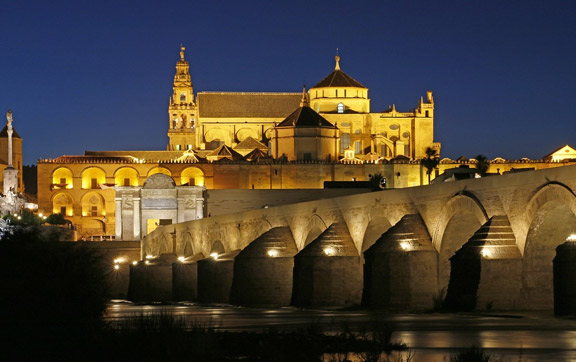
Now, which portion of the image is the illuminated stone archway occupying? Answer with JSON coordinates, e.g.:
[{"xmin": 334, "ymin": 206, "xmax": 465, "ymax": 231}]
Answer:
[
  {"xmin": 302, "ymin": 214, "xmax": 328, "ymax": 249},
  {"xmin": 81, "ymin": 167, "xmax": 106, "ymax": 190},
  {"xmin": 114, "ymin": 167, "xmax": 139, "ymax": 187},
  {"xmin": 51, "ymin": 192, "xmax": 74, "ymax": 217},
  {"xmin": 180, "ymin": 167, "xmax": 204, "ymax": 186},
  {"xmin": 361, "ymin": 216, "xmax": 393, "ymax": 252},
  {"xmin": 51, "ymin": 167, "xmax": 73, "ymax": 189},
  {"xmin": 433, "ymin": 192, "xmax": 488, "ymax": 290},
  {"xmin": 522, "ymin": 183, "xmax": 576, "ymax": 310}
]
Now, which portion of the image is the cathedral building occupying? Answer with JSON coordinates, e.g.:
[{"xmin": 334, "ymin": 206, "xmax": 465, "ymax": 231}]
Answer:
[
  {"xmin": 167, "ymin": 46, "xmax": 437, "ymax": 161},
  {"xmin": 35, "ymin": 46, "xmax": 445, "ymax": 239}
]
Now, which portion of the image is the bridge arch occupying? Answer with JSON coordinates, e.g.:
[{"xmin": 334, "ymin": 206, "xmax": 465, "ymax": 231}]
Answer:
[
  {"xmin": 159, "ymin": 233, "xmax": 173, "ymax": 255},
  {"xmin": 433, "ymin": 191, "xmax": 489, "ymax": 289},
  {"xmin": 210, "ymin": 240, "xmax": 225, "ymax": 256},
  {"xmin": 361, "ymin": 216, "xmax": 393, "ymax": 252},
  {"xmin": 290, "ymin": 214, "xmax": 328, "ymax": 251},
  {"xmin": 522, "ymin": 182, "xmax": 576, "ymax": 309},
  {"xmin": 176, "ymin": 232, "xmax": 194, "ymax": 258}
]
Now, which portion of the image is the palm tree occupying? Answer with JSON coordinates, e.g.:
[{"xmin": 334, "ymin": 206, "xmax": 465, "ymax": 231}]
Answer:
[
  {"xmin": 421, "ymin": 147, "xmax": 439, "ymax": 184},
  {"xmin": 368, "ymin": 172, "xmax": 386, "ymax": 191},
  {"xmin": 475, "ymin": 154, "xmax": 489, "ymax": 176}
]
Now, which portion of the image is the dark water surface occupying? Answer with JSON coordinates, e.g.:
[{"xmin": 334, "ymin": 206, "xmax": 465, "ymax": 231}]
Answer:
[{"xmin": 105, "ymin": 302, "xmax": 576, "ymax": 361}]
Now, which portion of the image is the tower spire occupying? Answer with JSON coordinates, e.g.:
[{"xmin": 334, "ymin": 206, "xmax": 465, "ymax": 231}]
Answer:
[
  {"xmin": 6, "ymin": 110, "xmax": 13, "ymax": 168},
  {"xmin": 335, "ymin": 48, "xmax": 340, "ymax": 71},
  {"xmin": 300, "ymin": 84, "xmax": 309, "ymax": 107},
  {"xmin": 180, "ymin": 44, "xmax": 185, "ymax": 61}
]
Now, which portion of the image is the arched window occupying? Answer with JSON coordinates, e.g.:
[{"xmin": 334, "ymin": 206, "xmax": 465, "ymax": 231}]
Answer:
[
  {"xmin": 337, "ymin": 103, "xmax": 344, "ymax": 113},
  {"xmin": 340, "ymin": 133, "xmax": 351, "ymax": 153},
  {"xmin": 181, "ymin": 167, "xmax": 205, "ymax": 186},
  {"xmin": 147, "ymin": 167, "xmax": 172, "ymax": 177},
  {"xmin": 180, "ymin": 93, "xmax": 186, "ymax": 102},
  {"xmin": 114, "ymin": 167, "xmax": 139, "ymax": 187},
  {"xmin": 52, "ymin": 167, "xmax": 73, "ymax": 189},
  {"xmin": 81, "ymin": 167, "xmax": 106, "ymax": 190}
]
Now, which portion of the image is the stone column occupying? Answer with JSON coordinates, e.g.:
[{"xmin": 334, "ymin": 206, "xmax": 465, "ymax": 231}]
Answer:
[
  {"xmin": 177, "ymin": 197, "xmax": 186, "ymax": 223},
  {"xmin": 196, "ymin": 198, "xmax": 204, "ymax": 219},
  {"xmin": 115, "ymin": 197, "xmax": 122, "ymax": 240},
  {"xmin": 133, "ymin": 197, "xmax": 141, "ymax": 240}
]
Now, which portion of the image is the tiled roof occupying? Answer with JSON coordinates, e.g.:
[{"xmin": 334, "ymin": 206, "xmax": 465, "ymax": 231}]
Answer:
[
  {"xmin": 277, "ymin": 106, "xmax": 336, "ymax": 128},
  {"xmin": 0, "ymin": 125, "xmax": 21, "ymax": 139},
  {"xmin": 49, "ymin": 155, "xmax": 138, "ymax": 163},
  {"xmin": 312, "ymin": 70, "xmax": 366, "ymax": 89},
  {"xmin": 207, "ymin": 144, "xmax": 244, "ymax": 161},
  {"xmin": 244, "ymin": 148, "xmax": 272, "ymax": 162},
  {"xmin": 197, "ymin": 92, "xmax": 301, "ymax": 118},
  {"xmin": 234, "ymin": 136, "xmax": 268, "ymax": 151},
  {"xmin": 85, "ymin": 150, "xmax": 185, "ymax": 162}
]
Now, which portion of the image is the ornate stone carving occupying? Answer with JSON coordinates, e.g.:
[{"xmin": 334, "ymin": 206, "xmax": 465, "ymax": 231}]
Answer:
[{"xmin": 142, "ymin": 174, "xmax": 176, "ymax": 189}]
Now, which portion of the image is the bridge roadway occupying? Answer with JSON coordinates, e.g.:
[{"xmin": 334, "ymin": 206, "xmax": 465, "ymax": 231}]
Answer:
[{"xmin": 137, "ymin": 164, "xmax": 576, "ymax": 311}]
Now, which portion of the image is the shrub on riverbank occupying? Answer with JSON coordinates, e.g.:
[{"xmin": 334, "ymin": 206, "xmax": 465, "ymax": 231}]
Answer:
[{"xmin": 0, "ymin": 225, "xmax": 109, "ymax": 361}]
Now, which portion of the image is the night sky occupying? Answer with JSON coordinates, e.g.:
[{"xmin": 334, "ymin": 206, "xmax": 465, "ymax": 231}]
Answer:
[{"xmin": 2, "ymin": 0, "xmax": 575, "ymax": 165}]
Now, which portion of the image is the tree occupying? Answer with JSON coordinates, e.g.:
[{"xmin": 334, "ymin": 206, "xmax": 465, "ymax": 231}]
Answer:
[
  {"xmin": 475, "ymin": 154, "xmax": 489, "ymax": 176},
  {"xmin": 368, "ymin": 172, "xmax": 386, "ymax": 191},
  {"xmin": 46, "ymin": 213, "xmax": 68, "ymax": 225},
  {"xmin": 421, "ymin": 147, "xmax": 439, "ymax": 184}
]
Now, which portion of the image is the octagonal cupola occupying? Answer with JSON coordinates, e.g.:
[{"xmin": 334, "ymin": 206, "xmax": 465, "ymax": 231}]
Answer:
[{"xmin": 309, "ymin": 53, "xmax": 370, "ymax": 114}]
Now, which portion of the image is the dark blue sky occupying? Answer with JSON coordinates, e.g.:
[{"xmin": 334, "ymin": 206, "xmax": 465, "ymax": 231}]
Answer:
[{"xmin": 2, "ymin": 0, "xmax": 575, "ymax": 165}]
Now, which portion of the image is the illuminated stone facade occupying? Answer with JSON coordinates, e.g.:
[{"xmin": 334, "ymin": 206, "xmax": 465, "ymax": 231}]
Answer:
[
  {"xmin": 36, "ymin": 46, "xmax": 576, "ymax": 239},
  {"xmin": 167, "ymin": 46, "xmax": 438, "ymax": 161}
]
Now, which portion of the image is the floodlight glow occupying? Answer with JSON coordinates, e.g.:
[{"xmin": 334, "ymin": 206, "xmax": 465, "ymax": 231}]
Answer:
[
  {"xmin": 267, "ymin": 249, "xmax": 279, "ymax": 257},
  {"xmin": 481, "ymin": 247, "xmax": 491, "ymax": 258},
  {"xmin": 132, "ymin": 261, "xmax": 138, "ymax": 265},
  {"xmin": 114, "ymin": 264, "xmax": 120, "ymax": 270},
  {"xmin": 210, "ymin": 252, "xmax": 219, "ymax": 260},
  {"xmin": 323, "ymin": 247, "xmax": 336, "ymax": 256},
  {"xmin": 567, "ymin": 234, "xmax": 576, "ymax": 242},
  {"xmin": 178, "ymin": 256, "xmax": 186, "ymax": 262},
  {"xmin": 145, "ymin": 260, "xmax": 150, "ymax": 265},
  {"xmin": 400, "ymin": 241, "xmax": 411, "ymax": 251}
]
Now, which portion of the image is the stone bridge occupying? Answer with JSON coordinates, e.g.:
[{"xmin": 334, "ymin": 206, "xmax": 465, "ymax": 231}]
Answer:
[{"xmin": 137, "ymin": 164, "xmax": 576, "ymax": 311}]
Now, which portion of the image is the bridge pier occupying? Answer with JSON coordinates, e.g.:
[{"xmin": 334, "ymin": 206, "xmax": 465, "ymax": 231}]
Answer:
[
  {"xmin": 197, "ymin": 250, "xmax": 240, "ymax": 304},
  {"xmin": 172, "ymin": 254, "xmax": 204, "ymax": 301},
  {"xmin": 128, "ymin": 254, "xmax": 175, "ymax": 302},
  {"xmin": 230, "ymin": 227, "xmax": 298, "ymax": 306},
  {"xmin": 362, "ymin": 214, "xmax": 438, "ymax": 309},
  {"xmin": 444, "ymin": 216, "xmax": 522, "ymax": 311},
  {"xmin": 553, "ymin": 241, "xmax": 576, "ymax": 316},
  {"xmin": 292, "ymin": 223, "xmax": 363, "ymax": 307}
]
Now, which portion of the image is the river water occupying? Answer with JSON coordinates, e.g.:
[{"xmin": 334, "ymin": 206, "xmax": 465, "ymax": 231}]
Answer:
[{"xmin": 104, "ymin": 302, "xmax": 576, "ymax": 361}]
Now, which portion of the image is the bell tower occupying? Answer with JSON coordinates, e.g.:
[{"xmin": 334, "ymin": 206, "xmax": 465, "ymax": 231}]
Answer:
[{"xmin": 167, "ymin": 45, "xmax": 197, "ymax": 151}]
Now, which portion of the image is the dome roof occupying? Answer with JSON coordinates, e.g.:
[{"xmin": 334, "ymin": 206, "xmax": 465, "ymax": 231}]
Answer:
[{"xmin": 311, "ymin": 55, "xmax": 366, "ymax": 89}]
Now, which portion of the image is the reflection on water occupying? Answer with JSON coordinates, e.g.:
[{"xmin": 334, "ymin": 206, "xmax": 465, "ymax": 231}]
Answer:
[{"xmin": 105, "ymin": 303, "xmax": 576, "ymax": 361}]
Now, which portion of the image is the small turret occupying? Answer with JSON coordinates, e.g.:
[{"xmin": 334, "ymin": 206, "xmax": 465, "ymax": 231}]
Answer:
[{"xmin": 299, "ymin": 85, "xmax": 309, "ymax": 107}]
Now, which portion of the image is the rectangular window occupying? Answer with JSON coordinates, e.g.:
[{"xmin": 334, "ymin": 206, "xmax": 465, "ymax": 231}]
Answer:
[
  {"xmin": 91, "ymin": 206, "xmax": 97, "ymax": 217},
  {"xmin": 189, "ymin": 177, "xmax": 195, "ymax": 186},
  {"xmin": 176, "ymin": 145, "xmax": 181, "ymax": 150},
  {"xmin": 123, "ymin": 178, "xmax": 130, "ymax": 186},
  {"xmin": 91, "ymin": 178, "xmax": 98, "ymax": 189},
  {"xmin": 354, "ymin": 141, "xmax": 361, "ymax": 154},
  {"xmin": 60, "ymin": 206, "xmax": 66, "ymax": 215},
  {"xmin": 60, "ymin": 178, "xmax": 66, "ymax": 184}
]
